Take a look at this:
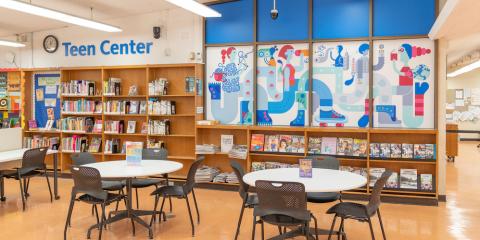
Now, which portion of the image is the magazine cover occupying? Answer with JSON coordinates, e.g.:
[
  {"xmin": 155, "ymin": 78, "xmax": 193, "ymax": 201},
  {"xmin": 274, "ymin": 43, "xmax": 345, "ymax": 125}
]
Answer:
[
  {"xmin": 251, "ymin": 162, "xmax": 266, "ymax": 171},
  {"xmin": 339, "ymin": 165, "xmax": 353, "ymax": 172},
  {"xmin": 386, "ymin": 172, "xmax": 399, "ymax": 189},
  {"xmin": 420, "ymin": 174, "xmax": 433, "ymax": 191},
  {"xmin": 414, "ymin": 144, "xmax": 426, "ymax": 159},
  {"xmin": 299, "ymin": 158, "xmax": 312, "ymax": 178},
  {"xmin": 291, "ymin": 135, "xmax": 305, "ymax": 153},
  {"xmin": 425, "ymin": 144, "xmax": 435, "ymax": 159},
  {"xmin": 126, "ymin": 121, "xmax": 136, "ymax": 134},
  {"xmin": 370, "ymin": 143, "xmax": 380, "ymax": 158},
  {"xmin": 369, "ymin": 168, "xmax": 386, "ymax": 187},
  {"xmin": 402, "ymin": 144, "xmax": 413, "ymax": 158},
  {"xmin": 264, "ymin": 135, "xmax": 279, "ymax": 152},
  {"xmin": 379, "ymin": 143, "xmax": 391, "ymax": 158},
  {"xmin": 337, "ymin": 138, "xmax": 353, "ymax": 156},
  {"xmin": 390, "ymin": 143, "xmax": 402, "ymax": 158},
  {"xmin": 250, "ymin": 134, "xmax": 265, "ymax": 151},
  {"xmin": 221, "ymin": 135, "xmax": 234, "ymax": 153},
  {"xmin": 321, "ymin": 137, "xmax": 337, "ymax": 155},
  {"xmin": 308, "ymin": 137, "xmax": 322, "ymax": 155},
  {"xmin": 352, "ymin": 139, "xmax": 368, "ymax": 157},
  {"xmin": 278, "ymin": 135, "xmax": 293, "ymax": 152},
  {"xmin": 126, "ymin": 141, "xmax": 143, "ymax": 166},
  {"xmin": 400, "ymin": 169, "xmax": 418, "ymax": 189}
]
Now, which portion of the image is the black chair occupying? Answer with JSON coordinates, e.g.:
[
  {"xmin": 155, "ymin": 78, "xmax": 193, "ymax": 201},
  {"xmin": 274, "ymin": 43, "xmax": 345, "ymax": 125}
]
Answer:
[
  {"xmin": 307, "ymin": 156, "xmax": 342, "ymax": 203},
  {"xmin": 230, "ymin": 160, "xmax": 258, "ymax": 240},
  {"xmin": 149, "ymin": 156, "xmax": 204, "ymax": 237},
  {"xmin": 131, "ymin": 148, "xmax": 171, "ymax": 210},
  {"xmin": 326, "ymin": 170, "xmax": 392, "ymax": 240},
  {"xmin": 252, "ymin": 180, "xmax": 319, "ymax": 240},
  {"xmin": 64, "ymin": 166, "xmax": 125, "ymax": 240},
  {"xmin": 3, "ymin": 148, "xmax": 52, "ymax": 211}
]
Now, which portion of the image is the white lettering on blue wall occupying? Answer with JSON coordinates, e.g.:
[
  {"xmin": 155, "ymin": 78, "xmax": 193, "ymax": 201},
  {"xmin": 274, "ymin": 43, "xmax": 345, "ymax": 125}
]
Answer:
[{"xmin": 62, "ymin": 40, "xmax": 153, "ymax": 57}]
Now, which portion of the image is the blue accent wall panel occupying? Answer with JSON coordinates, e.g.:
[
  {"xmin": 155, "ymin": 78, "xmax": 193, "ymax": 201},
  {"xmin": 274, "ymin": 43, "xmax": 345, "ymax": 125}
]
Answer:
[
  {"xmin": 257, "ymin": 0, "xmax": 309, "ymax": 42},
  {"xmin": 313, "ymin": 0, "xmax": 369, "ymax": 39},
  {"xmin": 374, "ymin": 0, "xmax": 435, "ymax": 36},
  {"xmin": 206, "ymin": 0, "xmax": 253, "ymax": 44}
]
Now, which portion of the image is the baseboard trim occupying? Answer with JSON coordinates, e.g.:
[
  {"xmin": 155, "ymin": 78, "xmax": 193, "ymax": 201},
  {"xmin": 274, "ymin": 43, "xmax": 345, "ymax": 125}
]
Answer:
[{"xmin": 438, "ymin": 194, "xmax": 447, "ymax": 202}]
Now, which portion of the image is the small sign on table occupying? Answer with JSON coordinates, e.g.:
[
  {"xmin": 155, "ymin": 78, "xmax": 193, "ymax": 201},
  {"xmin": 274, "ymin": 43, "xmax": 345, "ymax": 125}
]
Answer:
[{"xmin": 299, "ymin": 158, "xmax": 312, "ymax": 178}]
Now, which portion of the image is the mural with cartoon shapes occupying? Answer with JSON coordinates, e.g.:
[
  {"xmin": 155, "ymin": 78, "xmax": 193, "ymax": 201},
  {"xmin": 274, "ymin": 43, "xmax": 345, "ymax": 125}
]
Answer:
[
  {"xmin": 206, "ymin": 46, "xmax": 254, "ymax": 125},
  {"xmin": 373, "ymin": 38, "xmax": 434, "ymax": 129},
  {"xmin": 256, "ymin": 43, "xmax": 309, "ymax": 126},
  {"xmin": 312, "ymin": 41, "xmax": 383, "ymax": 127}
]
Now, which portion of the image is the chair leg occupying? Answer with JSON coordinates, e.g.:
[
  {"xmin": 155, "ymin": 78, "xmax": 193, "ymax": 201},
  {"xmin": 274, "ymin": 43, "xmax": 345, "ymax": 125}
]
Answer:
[
  {"xmin": 158, "ymin": 195, "xmax": 167, "ymax": 222},
  {"xmin": 367, "ymin": 217, "xmax": 376, "ymax": 240},
  {"xmin": 18, "ymin": 174, "xmax": 26, "ymax": 211},
  {"xmin": 64, "ymin": 196, "xmax": 75, "ymax": 240},
  {"xmin": 191, "ymin": 188, "xmax": 200, "ymax": 224},
  {"xmin": 305, "ymin": 221, "xmax": 311, "ymax": 240},
  {"xmin": 260, "ymin": 220, "xmax": 264, "ymax": 240},
  {"xmin": 234, "ymin": 204, "xmax": 246, "ymax": 240},
  {"xmin": 135, "ymin": 188, "xmax": 139, "ymax": 209},
  {"xmin": 91, "ymin": 204, "xmax": 95, "ymax": 216},
  {"xmin": 98, "ymin": 203, "xmax": 106, "ymax": 240},
  {"xmin": 44, "ymin": 169, "xmax": 53, "ymax": 202},
  {"xmin": 338, "ymin": 217, "xmax": 344, "ymax": 240},
  {"xmin": 311, "ymin": 214, "xmax": 319, "ymax": 240},
  {"xmin": 168, "ymin": 196, "xmax": 173, "ymax": 212},
  {"xmin": 251, "ymin": 216, "xmax": 256, "ymax": 240},
  {"xmin": 114, "ymin": 190, "xmax": 121, "ymax": 212},
  {"xmin": 377, "ymin": 209, "xmax": 387, "ymax": 240},
  {"xmin": 23, "ymin": 178, "xmax": 29, "ymax": 198},
  {"xmin": 185, "ymin": 196, "xmax": 195, "ymax": 237},
  {"xmin": 150, "ymin": 195, "xmax": 160, "ymax": 226},
  {"xmin": 277, "ymin": 226, "xmax": 283, "ymax": 234},
  {"xmin": 94, "ymin": 205, "xmax": 100, "ymax": 228},
  {"xmin": 328, "ymin": 214, "xmax": 338, "ymax": 240}
]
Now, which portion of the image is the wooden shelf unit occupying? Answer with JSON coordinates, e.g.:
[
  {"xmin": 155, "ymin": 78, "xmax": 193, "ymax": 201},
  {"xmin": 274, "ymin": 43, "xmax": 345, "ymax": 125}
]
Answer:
[{"xmin": 20, "ymin": 64, "xmax": 203, "ymax": 176}]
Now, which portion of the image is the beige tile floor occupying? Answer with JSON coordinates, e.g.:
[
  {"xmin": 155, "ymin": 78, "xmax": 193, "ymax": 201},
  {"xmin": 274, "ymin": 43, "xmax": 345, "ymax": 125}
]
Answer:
[{"xmin": 1, "ymin": 142, "xmax": 479, "ymax": 239}]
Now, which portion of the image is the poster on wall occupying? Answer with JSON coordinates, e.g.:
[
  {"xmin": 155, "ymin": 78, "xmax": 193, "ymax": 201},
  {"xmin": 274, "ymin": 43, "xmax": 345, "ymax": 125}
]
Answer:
[
  {"xmin": 256, "ymin": 43, "xmax": 309, "ymax": 126},
  {"xmin": 206, "ymin": 46, "xmax": 254, "ymax": 125},
  {"xmin": 373, "ymin": 38, "xmax": 435, "ymax": 129},
  {"xmin": 312, "ymin": 41, "xmax": 372, "ymax": 127}
]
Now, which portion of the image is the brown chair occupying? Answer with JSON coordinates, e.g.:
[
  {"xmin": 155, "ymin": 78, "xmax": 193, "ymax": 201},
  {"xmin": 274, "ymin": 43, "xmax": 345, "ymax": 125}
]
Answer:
[
  {"xmin": 149, "ymin": 156, "xmax": 205, "ymax": 236},
  {"xmin": 252, "ymin": 180, "xmax": 318, "ymax": 240},
  {"xmin": 64, "ymin": 166, "xmax": 125, "ymax": 240},
  {"xmin": 2, "ymin": 148, "xmax": 52, "ymax": 211},
  {"xmin": 326, "ymin": 170, "xmax": 392, "ymax": 240},
  {"xmin": 307, "ymin": 156, "xmax": 342, "ymax": 203},
  {"xmin": 230, "ymin": 160, "xmax": 258, "ymax": 240}
]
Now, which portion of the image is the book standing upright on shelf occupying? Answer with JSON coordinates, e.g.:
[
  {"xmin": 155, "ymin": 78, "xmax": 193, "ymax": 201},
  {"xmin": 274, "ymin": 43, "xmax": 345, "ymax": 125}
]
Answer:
[
  {"xmin": 420, "ymin": 174, "xmax": 433, "ymax": 191},
  {"xmin": 250, "ymin": 134, "xmax": 265, "ymax": 151},
  {"xmin": 352, "ymin": 139, "xmax": 368, "ymax": 157},
  {"xmin": 390, "ymin": 143, "xmax": 402, "ymax": 158},
  {"xmin": 386, "ymin": 172, "xmax": 399, "ymax": 189},
  {"xmin": 379, "ymin": 143, "xmax": 391, "ymax": 158},
  {"xmin": 370, "ymin": 143, "xmax": 380, "ymax": 158},
  {"xmin": 127, "ymin": 121, "xmax": 136, "ymax": 134},
  {"xmin": 291, "ymin": 135, "xmax": 305, "ymax": 153},
  {"xmin": 337, "ymin": 138, "xmax": 353, "ymax": 156},
  {"xmin": 321, "ymin": 137, "xmax": 337, "ymax": 155},
  {"xmin": 220, "ymin": 134, "xmax": 234, "ymax": 153},
  {"xmin": 308, "ymin": 137, "xmax": 322, "ymax": 155},
  {"xmin": 369, "ymin": 168, "xmax": 386, "ymax": 187},
  {"xmin": 400, "ymin": 169, "xmax": 418, "ymax": 189},
  {"xmin": 264, "ymin": 135, "xmax": 279, "ymax": 152},
  {"xmin": 278, "ymin": 135, "xmax": 293, "ymax": 153},
  {"xmin": 402, "ymin": 144, "xmax": 413, "ymax": 158},
  {"xmin": 126, "ymin": 141, "xmax": 143, "ymax": 166}
]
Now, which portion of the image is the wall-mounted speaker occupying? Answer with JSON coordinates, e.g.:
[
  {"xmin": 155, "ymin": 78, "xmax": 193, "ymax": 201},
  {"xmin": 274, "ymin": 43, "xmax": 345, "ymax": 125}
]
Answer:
[{"xmin": 153, "ymin": 26, "xmax": 161, "ymax": 39}]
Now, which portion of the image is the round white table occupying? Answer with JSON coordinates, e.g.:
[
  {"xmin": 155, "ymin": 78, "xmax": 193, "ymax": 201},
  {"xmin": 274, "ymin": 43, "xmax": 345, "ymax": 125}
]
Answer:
[
  {"xmin": 84, "ymin": 160, "xmax": 183, "ymax": 239},
  {"xmin": 243, "ymin": 168, "xmax": 367, "ymax": 240}
]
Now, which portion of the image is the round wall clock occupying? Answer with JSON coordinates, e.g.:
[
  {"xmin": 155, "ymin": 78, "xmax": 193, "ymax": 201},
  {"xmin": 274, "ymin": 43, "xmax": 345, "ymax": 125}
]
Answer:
[{"xmin": 43, "ymin": 35, "xmax": 59, "ymax": 53}]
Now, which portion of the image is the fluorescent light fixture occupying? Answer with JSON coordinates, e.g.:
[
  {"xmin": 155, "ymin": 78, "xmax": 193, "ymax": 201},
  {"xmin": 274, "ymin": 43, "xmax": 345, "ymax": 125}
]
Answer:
[
  {"xmin": 0, "ymin": 39, "xmax": 25, "ymax": 48},
  {"xmin": 165, "ymin": 0, "xmax": 221, "ymax": 17},
  {"xmin": 0, "ymin": 0, "xmax": 122, "ymax": 32},
  {"xmin": 447, "ymin": 60, "xmax": 480, "ymax": 78}
]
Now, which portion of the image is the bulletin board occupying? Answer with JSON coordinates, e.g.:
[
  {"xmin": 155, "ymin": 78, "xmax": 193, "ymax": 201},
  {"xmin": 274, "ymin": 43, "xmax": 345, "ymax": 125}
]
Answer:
[
  {"xmin": 446, "ymin": 88, "xmax": 480, "ymax": 122},
  {"xmin": 33, "ymin": 73, "xmax": 61, "ymax": 128}
]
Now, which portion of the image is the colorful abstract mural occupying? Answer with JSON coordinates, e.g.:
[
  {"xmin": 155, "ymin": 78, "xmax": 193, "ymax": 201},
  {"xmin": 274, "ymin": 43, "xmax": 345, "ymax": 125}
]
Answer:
[
  {"xmin": 373, "ymin": 38, "xmax": 435, "ymax": 129},
  {"xmin": 256, "ymin": 43, "xmax": 309, "ymax": 126},
  {"xmin": 206, "ymin": 46, "xmax": 254, "ymax": 125},
  {"xmin": 312, "ymin": 41, "xmax": 372, "ymax": 127}
]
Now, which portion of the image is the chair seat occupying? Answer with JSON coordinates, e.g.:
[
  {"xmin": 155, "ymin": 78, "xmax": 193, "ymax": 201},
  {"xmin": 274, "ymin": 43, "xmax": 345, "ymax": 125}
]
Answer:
[
  {"xmin": 132, "ymin": 178, "xmax": 163, "ymax": 188},
  {"xmin": 77, "ymin": 192, "xmax": 124, "ymax": 205},
  {"xmin": 151, "ymin": 185, "xmax": 185, "ymax": 197},
  {"xmin": 307, "ymin": 192, "xmax": 341, "ymax": 203},
  {"xmin": 326, "ymin": 202, "xmax": 372, "ymax": 221},
  {"xmin": 101, "ymin": 180, "xmax": 125, "ymax": 191},
  {"xmin": 2, "ymin": 170, "xmax": 42, "ymax": 179}
]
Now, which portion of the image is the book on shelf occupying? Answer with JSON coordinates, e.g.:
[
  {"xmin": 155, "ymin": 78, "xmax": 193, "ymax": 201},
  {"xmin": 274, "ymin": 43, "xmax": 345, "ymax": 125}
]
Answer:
[
  {"xmin": 62, "ymin": 135, "xmax": 88, "ymax": 152},
  {"xmin": 185, "ymin": 77, "xmax": 195, "ymax": 93},
  {"xmin": 44, "ymin": 120, "xmax": 55, "ymax": 130},
  {"xmin": 61, "ymin": 80, "xmax": 96, "ymax": 96},
  {"xmin": 148, "ymin": 119, "xmax": 170, "ymax": 135},
  {"xmin": 28, "ymin": 120, "xmax": 38, "ymax": 130},
  {"xmin": 104, "ymin": 138, "xmax": 121, "ymax": 154},
  {"xmin": 413, "ymin": 144, "xmax": 426, "ymax": 159},
  {"xmin": 337, "ymin": 138, "xmax": 353, "ymax": 156},
  {"xmin": 420, "ymin": 174, "xmax": 433, "ymax": 191},
  {"xmin": 141, "ymin": 122, "xmax": 148, "ymax": 134},
  {"xmin": 369, "ymin": 168, "xmax": 386, "ymax": 187},
  {"xmin": 23, "ymin": 135, "xmax": 59, "ymax": 149},
  {"xmin": 149, "ymin": 78, "xmax": 168, "ymax": 96},
  {"xmin": 291, "ymin": 135, "xmax": 305, "ymax": 153},
  {"xmin": 88, "ymin": 137, "xmax": 102, "ymax": 153},
  {"xmin": 321, "ymin": 137, "xmax": 337, "ymax": 155},
  {"xmin": 147, "ymin": 139, "xmax": 165, "ymax": 149},
  {"xmin": 386, "ymin": 172, "xmax": 399, "ymax": 189},
  {"xmin": 220, "ymin": 134, "xmax": 234, "ymax": 153},
  {"xmin": 369, "ymin": 143, "xmax": 380, "ymax": 158},
  {"xmin": 196, "ymin": 78, "xmax": 203, "ymax": 96},
  {"xmin": 250, "ymin": 134, "xmax": 265, "ymax": 151},
  {"xmin": 85, "ymin": 117, "xmax": 94, "ymax": 133},
  {"xmin": 60, "ymin": 117, "xmax": 86, "ymax": 132},
  {"xmin": 425, "ymin": 144, "xmax": 435, "ymax": 159},
  {"xmin": 390, "ymin": 143, "xmax": 402, "ymax": 158},
  {"xmin": 351, "ymin": 167, "xmax": 368, "ymax": 179},
  {"xmin": 251, "ymin": 162, "xmax": 266, "ymax": 172},
  {"xmin": 228, "ymin": 145, "xmax": 248, "ymax": 160},
  {"xmin": 352, "ymin": 139, "xmax": 368, "ymax": 157},
  {"xmin": 126, "ymin": 121, "xmax": 136, "ymax": 134},
  {"xmin": 126, "ymin": 141, "xmax": 143, "ymax": 166},
  {"xmin": 148, "ymin": 99, "xmax": 176, "ymax": 115},
  {"xmin": 402, "ymin": 144, "xmax": 413, "ymax": 158},
  {"xmin": 103, "ymin": 77, "xmax": 121, "ymax": 96},
  {"xmin": 62, "ymin": 99, "xmax": 99, "ymax": 113},
  {"xmin": 93, "ymin": 120, "xmax": 103, "ymax": 133},
  {"xmin": 379, "ymin": 143, "xmax": 391, "ymax": 158},
  {"xmin": 278, "ymin": 135, "xmax": 293, "ymax": 153},
  {"xmin": 308, "ymin": 137, "xmax": 322, "ymax": 155},
  {"xmin": 299, "ymin": 158, "xmax": 312, "ymax": 178},
  {"xmin": 264, "ymin": 135, "xmax": 279, "ymax": 152},
  {"xmin": 400, "ymin": 169, "xmax": 418, "ymax": 189},
  {"xmin": 196, "ymin": 120, "xmax": 219, "ymax": 126},
  {"xmin": 195, "ymin": 144, "xmax": 220, "ymax": 154}
]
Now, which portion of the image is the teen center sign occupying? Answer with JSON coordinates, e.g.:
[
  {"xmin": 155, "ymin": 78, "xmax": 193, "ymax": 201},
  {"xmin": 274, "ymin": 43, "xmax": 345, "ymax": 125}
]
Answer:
[{"xmin": 62, "ymin": 40, "xmax": 154, "ymax": 56}]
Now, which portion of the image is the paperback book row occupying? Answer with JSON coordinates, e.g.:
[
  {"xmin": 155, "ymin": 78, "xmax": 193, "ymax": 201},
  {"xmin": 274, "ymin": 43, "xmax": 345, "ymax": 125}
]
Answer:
[
  {"xmin": 148, "ymin": 119, "xmax": 171, "ymax": 135},
  {"xmin": 104, "ymin": 100, "xmax": 147, "ymax": 115},
  {"xmin": 60, "ymin": 117, "xmax": 90, "ymax": 132},
  {"xmin": 61, "ymin": 135, "xmax": 102, "ymax": 153},
  {"xmin": 104, "ymin": 138, "xmax": 144, "ymax": 154},
  {"xmin": 250, "ymin": 134, "xmax": 305, "ymax": 153},
  {"xmin": 308, "ymin": 137, "xmax": 368, "ymax": 157},
  {"xmin": 62, "ymin": 99, "xmax": 102, "ymax": 113},
  {"xmin": 28, "ymin": 119, "xmax": 60, "ymax": 130},
  {"xmin": 23, "ymin": 136, "xmax": 59, "ymax": 149},
  {"xmin": 370, "ymin": 143, "xmax": 436, "ymax": 160},
  {"xmin": 148, "ymin": 99, "xmax": 176, "ymax": 115},
  {"xmin": 148, "ymin": 78, "xmax": 168, "ymax": 96},
  {"xmin": 194, "ymin": 165, "xmax": 238, "ymax": 184},
  {"xmin": 104, "ymin": 120, "xmax": 142, "ymax": 134},
  {"xmin": 103, "ymin": 77, "xmax": 121, "ymax": 96},
  {"xmin": 195, "ymin": 144, "xmax": 248, "ymax": 160},
  {"xmin": 251, "ymin": 161, "xmax": 299, "ymax": 171},
  {"xmin": 146, "ymin": 139, "xmax": 165, "ymax": 149},
  {"xmin": 367, "ymin": 167, "xmax": 434, "ymax": 191},
  {"xmin": 61, "ymin": 80, "xmax": 96, "ymax": 96}
]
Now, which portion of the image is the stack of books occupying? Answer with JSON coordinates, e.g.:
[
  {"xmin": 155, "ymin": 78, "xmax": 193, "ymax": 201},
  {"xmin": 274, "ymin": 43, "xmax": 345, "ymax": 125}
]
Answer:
[
  {"xmin": 195, "ymin": 144, "xmax": 220, "ymax": 154},
  {"xmin": 148, "ymin": 119, "xmax": 170, "ymax": 135},
  {"xmin": 61, "ymin": 80, "xmax": 96, "ymax": 96},
  {"xmin": 228, "ymin": 145, "xmax": 248, "ymax": 160},
  {"xmin": 103, "ymin": 77, "xmax": 121, "ymax": 96},
  {"xmin": 104, "ymin": 100, "xmax": 147, "ymax": 115},
  {"xmin": 148, "ymin": 99, "xmax": 176, "ymax": 115},
  {"xmin": 195, "ymin": 165, "xmax": 220, "ymax": 183},
  {"xmin": 251, "ymin": 161, "xmax": 299, "ymax": 171},
  {"xmin": 148, "ymin": 78, "xmax": 168, "ymax": 96}
]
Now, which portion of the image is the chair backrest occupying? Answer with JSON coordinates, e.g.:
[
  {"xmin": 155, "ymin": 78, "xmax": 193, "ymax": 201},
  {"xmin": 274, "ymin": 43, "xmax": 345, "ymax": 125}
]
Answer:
[
  {"xmin": 184, "ymin": 156, "xmax": 205, "ymax": 193},
  {"xmin": 255, "ymin": 180, "xmax": 308, "ymax": 219},
  {"xmin": 230, "ymin": 160, "xmax": 249, "ymax": 200},
  {"xmin": 70, "ymin": 166, "xmax": 107, "ymax": 200},
  {"xmin": 71, "ymin": 152, "xmax": 96, "ymax": 166},
  {"xmin": 142, "ymin": 148, "xmax": 168, "ymax": 160},
  {"xmin": 312, "ymin": 156, "xmax": 339, "ymax": 170},
  {"xmin": 366, "ymin": 170, "xmax": 392, "ymax": 215},
  {"xmin": 21, "ymin": 147, "xmax": 48, "ymax": 170}
]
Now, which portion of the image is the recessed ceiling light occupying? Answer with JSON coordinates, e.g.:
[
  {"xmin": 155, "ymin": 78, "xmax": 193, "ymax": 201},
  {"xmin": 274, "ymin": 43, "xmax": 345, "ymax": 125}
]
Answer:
[
  {"xmin": 0, "ymin": 39, "xmax": 25, "ymax": 48},
  {"xmin": 165, "ymin": 0, "xmax": 221, "ymax": 18},
  {"xmin": 0, "ymin": 0, "xmax": 122, "ymax": 32}
]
